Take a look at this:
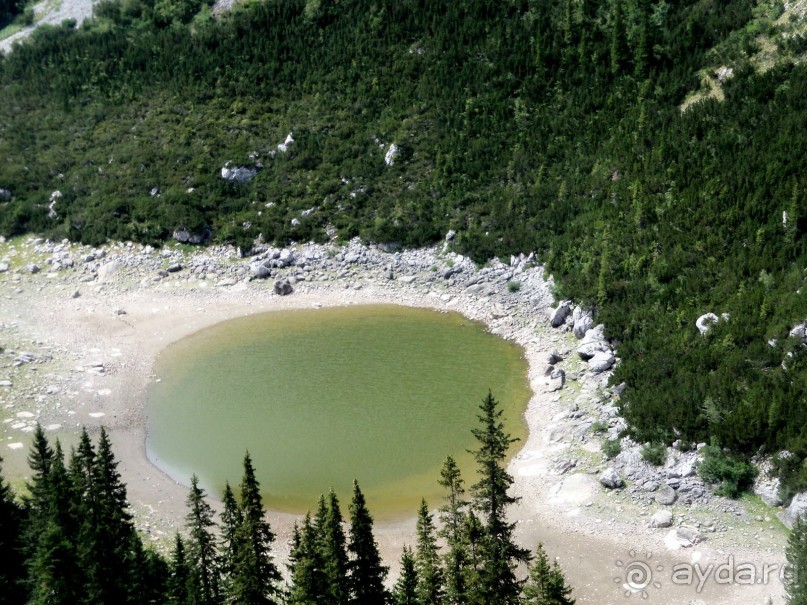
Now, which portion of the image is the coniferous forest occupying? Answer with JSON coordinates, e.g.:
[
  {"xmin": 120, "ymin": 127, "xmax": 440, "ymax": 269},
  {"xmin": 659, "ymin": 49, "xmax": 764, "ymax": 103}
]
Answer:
[
  {"xmin": 1, "ymin": 0, "xmax": 807, "ymax": 497},
  {"xmin": 0, "ymin": 393, "xmax": 576, "ymax": 604}
]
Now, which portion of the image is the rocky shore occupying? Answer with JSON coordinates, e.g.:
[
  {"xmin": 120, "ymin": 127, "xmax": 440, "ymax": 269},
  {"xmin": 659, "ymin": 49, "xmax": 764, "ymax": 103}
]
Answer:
[{"xmin": 0, "ymin": 234, "xmax": 788, "ymax": 604}]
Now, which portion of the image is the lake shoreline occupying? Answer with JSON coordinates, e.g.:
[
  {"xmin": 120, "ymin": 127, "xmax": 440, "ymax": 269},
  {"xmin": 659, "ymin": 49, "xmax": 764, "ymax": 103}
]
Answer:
[{"xmin": 0, "ymin": 236, "xmax": 786, "ymax": 604}]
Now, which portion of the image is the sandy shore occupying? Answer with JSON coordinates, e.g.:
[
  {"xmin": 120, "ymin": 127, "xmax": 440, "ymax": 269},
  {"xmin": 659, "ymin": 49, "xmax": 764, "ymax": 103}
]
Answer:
[{"xmin": 0, "ymin": 236, "xmax": 787, "ymax": 604}]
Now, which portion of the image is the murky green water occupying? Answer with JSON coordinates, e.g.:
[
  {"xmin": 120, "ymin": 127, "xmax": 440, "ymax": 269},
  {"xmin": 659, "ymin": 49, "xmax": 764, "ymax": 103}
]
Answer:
[{"xmin": 146, "ymin": 305, "xmax": 530, "ymax": 518}]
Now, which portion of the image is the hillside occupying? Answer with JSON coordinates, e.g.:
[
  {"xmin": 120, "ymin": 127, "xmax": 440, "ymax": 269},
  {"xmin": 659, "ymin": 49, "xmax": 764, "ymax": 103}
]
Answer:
[{"xmin": 1, "ymin": 0, "xmax": 807, "ymax": 495}]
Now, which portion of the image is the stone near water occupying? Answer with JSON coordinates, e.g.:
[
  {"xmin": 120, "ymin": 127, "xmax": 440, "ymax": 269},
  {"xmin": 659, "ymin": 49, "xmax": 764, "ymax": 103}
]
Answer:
[
  {"xmin": 650, "ymin": 509, "xmax": 673, "ymax": 528},
  {"xmin": 599, "ymin": 467, "xmax": 623, "ymax": 489},
  {"xmin": 273, "ymin": 278, "xmax": 294, "ymax": 296}
]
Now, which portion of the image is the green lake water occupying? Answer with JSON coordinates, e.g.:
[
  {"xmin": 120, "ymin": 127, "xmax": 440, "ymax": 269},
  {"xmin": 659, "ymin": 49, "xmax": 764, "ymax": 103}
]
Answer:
[{"xmin": 146, "ymin": 305, "xmax": 531, "ymax": 518}]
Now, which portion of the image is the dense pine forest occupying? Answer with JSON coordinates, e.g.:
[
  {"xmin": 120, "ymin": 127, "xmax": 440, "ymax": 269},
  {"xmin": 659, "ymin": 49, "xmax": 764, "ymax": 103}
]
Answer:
[
  {"xmin": 0, "ymin": 393, "xmax": 576, "ymax": 604},
  {"xmin": 1, "ymin": 0, "xmax": 807, "ymax": 495}
]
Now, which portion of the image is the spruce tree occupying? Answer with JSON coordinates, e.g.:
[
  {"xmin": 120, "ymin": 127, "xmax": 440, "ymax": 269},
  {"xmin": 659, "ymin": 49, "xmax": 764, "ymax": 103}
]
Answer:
[
  {"xmin": 219, "ymin": 481, "xmax": 242, "ymax": 597},
  {"xmin": 26, "ymin": 441, "xmax": 81, "ymax": 605},
  {"xmin": 392, "ymin": 547, "xmax": 419, "ymax": 605},
  {"xmin": 287, "ymin": 513, "xmax": 327, "ymax": 604},
  {"xmin": 787, "ymin": 513, "xmax": 807, "ymax": 605},
  {"xmin": 185, "ymin": 474, "xmax": 221, "ymax": 605},
  {"xmin": 469, "ymin": 391, "xmax": 530, "ymax": 605},
  {"xmin": 523, "ymin": 544, "xmax": 575, "ymax": 605},
  {"xmin": 169, "ymin": 534, "xmax": 191, "ymax": 605},
  {"xmin": 437, "ymin": 457, "xmax": 468, "ymax": 605},
  {"xmin": 321, "ymin": 489, "xmax": 350, "ymax": 605},
  {"xmin": 230, "ymin": 451, "xmax": 280, "ymax": 604},
  {"xmin": 0, "ymin": 455, "xmax": 26, "ymax": 605},
  {"xmin": 414, "ymin": 500, "xmax": 443, "ymax": 605},
  {"xmin": 348, "ymin": 480, "xmax": 388, "ymax": 605}
]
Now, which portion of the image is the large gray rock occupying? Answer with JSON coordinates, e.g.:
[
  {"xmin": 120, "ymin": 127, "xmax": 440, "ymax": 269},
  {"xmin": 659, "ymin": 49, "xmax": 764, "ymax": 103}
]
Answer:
[
  {"xmin": 577, "ymin": 325, "xmax": 609, "ymax": 359},
  {"xmin": 273, "ymin": 278, "xmax": 294, "ymax": 296},
  {"xmin": 676, "ymin": 525, "xmax": 705, "ymax": 545},
  {"xmin": 781, "ymin": 492, "xmax": 807, "ymax": 528},
  {"xmin": 650, "ymin": 510, "xmax": 673, "ymax": 528},
  {"xmin": 655, "ymin": 485, "xmax": 677, "ymax": 505},
  {"xmin": 221, "ymin": 165, "xmax": 257, "ymax": 183},
  {"xmin": 599, "ymin": 467, "xmax": 623, "ymax": 489},
  {"xmin": 588, "ymin": 351, "xmax": 615, "ymax": 373},
  {"xmin": 696, "ymin": 313, "xmax": 719, "ymax": 335},
  {"xmin": 549, "ymin": 302, "xmax": 571, "ymax": 328},
  {"xmin": 789, "ymin": 322, "xmax": 807, "ymax": 344},
  {"xmin": 96, "ymin": 261, "xmax": 121, "ymax": 282},
  {"xmin": 573, "ymin": 313, "xmax": 594, "ymax": 339},
  {"xmin": 547, "ymin": 368, "xmax": 565, "ymax": 392},
  {"xmin": 253, "ymin": 265, "xmax": 272, "ymax": 280}
]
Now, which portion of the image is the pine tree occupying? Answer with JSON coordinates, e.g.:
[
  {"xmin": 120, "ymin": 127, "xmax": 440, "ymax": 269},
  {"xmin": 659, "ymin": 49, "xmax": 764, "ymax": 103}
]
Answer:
[
  {"xmin": 523, "ymin": 544, "xmax": 575, "ymax": 605},
  {"xmin": 321, "ymin": 489, "xmax": 350, "ymax": 605},
  {"xmin": 787, "ymin": 513, "xmax": 807, "ymax": 605},
  {"xmin": 414, "ymin": 500, "xmax": 443, "ymax": 605},
  {"xmin": 437, "ymin": 457, "xmax": 468, "ymax": 605},
  {"xmin": 348, "ymin": 480, "xmax": 388, "ymax": 605},
  {"xmin": 469, "ymin": 392, "xmax": 530, "ymax": 605},
  {"xmin": 392, "ymin": 547, "xmax": 418, "ymax": 605},
  {"xmin": 81, "ymin": 427, "xmax": 140, "ymax": 605},
  {"xmin": 287, "ymin": 513, "xmax": 327, "ymax": 604},
  {"xmin": 220, "ymin": 481, "xmax": 242, "ymax": 598},
  {"xmin": 609, "ymin": 0, "xmax": 627, "ymax": 75},
  {"xmin": 169, "ymin": 534, "xmax": 191, "ymax": 605},
  {"xmin": 26, "ymin": 441, "xmax": 81, "ymax": 605},
  {"xmin": 229, "ymin": 451, "xmax": 280, "ymax": 604},
  {"xmin": 185, "ymin": 474, "xmax": 221, "ymax": 605},
  {"xmin": 0, "ymin": 456, "xmax": 26, "ymax": 605}
]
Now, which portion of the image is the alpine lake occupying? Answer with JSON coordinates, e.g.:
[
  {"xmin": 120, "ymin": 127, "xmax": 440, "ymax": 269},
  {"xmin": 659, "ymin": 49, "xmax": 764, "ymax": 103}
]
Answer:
[{"xmin": 146, "ymin": 305, "xmax": 531, "ymax": 518}]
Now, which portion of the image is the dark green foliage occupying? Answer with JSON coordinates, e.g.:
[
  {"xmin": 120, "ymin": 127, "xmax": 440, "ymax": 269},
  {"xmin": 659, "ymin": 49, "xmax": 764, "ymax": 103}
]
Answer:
[
  {"xmin": 437, "ymin": 456, "xmax": 469, "ymax": 605},
  {"xmin": 287, "ymin": 513, "xmax": 328, "ymax": 605},
  {"xmin": 469, "ymin": 392, "xmax": 530, "ymax": 605},
  {"xmin": 320, "ymin": 490, "xmax": 350, "ymax": 605},
  {"xmin": 601, "ymin": 439, "xmax": 622, "ymax": 460},
  {"xmin": 168, "ymin": 534, "xmax": 191, "ymax": 605},
  {"xmin": 185, "ymin": 474, "xmax": 221, "ymax": 605},
  {"xmin": 640, "ymin": 442, "xmax": 667, "ymax": 466},
  {"xmin": 392, "ymin": 547, "xmax": 418, "ymax": 605},
  {"xmin": 219, "ymin": 481, "xmax": 242, "ymax": 597},
  {"xmin": 348, "ymin": 480, "xmax": 389, "ymax": 605},
  {"xmin": 787, "ymin": 513, "xmax": 807, "ymax": 605},
  {"xmin": 0, "ymin": 0, "xmax": 25, "ymax": 27},
  {"xmin": 228, "ymin": 452, "xmax": 281, "ymax": 604},
  {"xmin": 414, "ymin": 500, "xmax": 443, "ymax": 605},
  {"xmin": 523, "ymin": 544, "xmax": 575, "ymax": 605},
  {"xmin": 697, "ymin": 443, "xmax": 758, "ymax": 498},
  {"xmin": 0, "ymin": 456, "xmax": 26, "ymax": 605}
]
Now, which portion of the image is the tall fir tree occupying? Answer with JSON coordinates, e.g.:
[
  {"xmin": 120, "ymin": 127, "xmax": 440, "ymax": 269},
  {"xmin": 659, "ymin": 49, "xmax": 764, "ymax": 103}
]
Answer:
[
  {"xmin": 469, "ymin": 392, "xmax": 530, "ymax": 605},
  {"xmin": 219, "ymin": 481, "xmax": 242, "ymax": 599},
  {"xmin": 414, "ymin": 500, "xmax": 443, "ymax": 605},
  {"xmin": 392, "ymin": 547, "xmax": 418, "ymax": 605},
  {"xmin": 787, "ymin": 513, "xmax": 807, "ymax": 605},
  {"xmin": 0, "ymin": 455, "xmax": 26, "ymax": 605},
  {"xmin": 287, "ymin": 512, "xmax": 328, "ymax": 604},
  {"xmin": 523, "ymin": 544, "xmax": 575, "ymax": 605},
  {"xmin": 229, "ymin": 451, "xmax": 280, "ymax": 604},
  {"xmin": 185, "ymin": 474, "xmax": 221, "ymax": 605},
  {"xmin": 321, "ymin": 489, "xmax": 350, "ymax": 605},
  {"xmin": 437, "ymin": 457, "xmax": 468, "ymax": 605},
  {"xmin": 169, "ymin": 534, "xmax": 191, "ymax": 605},
  {"xmin": 348, "ymin": 480, "xmax": 388, "ymax": 605}
]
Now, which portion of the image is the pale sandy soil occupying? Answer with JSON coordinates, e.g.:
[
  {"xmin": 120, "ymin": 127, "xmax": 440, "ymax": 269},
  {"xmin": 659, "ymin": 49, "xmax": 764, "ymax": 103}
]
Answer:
[{"xmin": 0, "ymin": 239, "xmax": 787, "ymax": 604}]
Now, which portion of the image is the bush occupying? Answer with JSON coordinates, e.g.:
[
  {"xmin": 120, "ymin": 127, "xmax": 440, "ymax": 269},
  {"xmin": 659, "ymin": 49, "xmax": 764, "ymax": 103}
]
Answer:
[
  {"xmin": 641, "ymin": 442, "xmax": 667, "ymax": 466},
  {"xmin": 698, "ymin": 444, "xmax": 758, "ymax": 498},
  {"xmin": 506, "ymin": 280, "xmax": 521, "ymax": 293},
  {"xmin": 602, "ymin": 438, "xmax": 622, "ymax": 460},
  {"xmin": 591, "ymin": 421, "xmax": 609, "ymax": 434}
]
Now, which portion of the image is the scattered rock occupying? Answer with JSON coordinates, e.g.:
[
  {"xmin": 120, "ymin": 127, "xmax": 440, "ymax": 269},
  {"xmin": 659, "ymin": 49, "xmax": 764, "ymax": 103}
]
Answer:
[
  {"xmin": 655, "ymin": 485, "xmax": 677, "ymax": 505},
  {"xmin": 547, "ymin": 368, "xmax": 565, "ymax": 392},
  {"xmin": 676, "ymin": 525, "xmax": 705, "ymax": 545},
  {"xmin": 577, "ymin": 325, "xmax": 609, "ymax": 359},
  {"xmin": 273, "ymin": 278, "xmax": 294, "ymax": 296},
  {"xmin": 28, "ymin": 264, "xmax": 41, "ymax": 274},
  {"xmin": 549, "ymin": 301, "xmax": 571, "ymax": 328},
  {"xmin": 790, "ymin": 322, "xmax": 807, "ymax": 344},
  {"xmin": 588, "ymin": 351, "xmax": 615, "ymax": 373},
  {"xmin": 384, "ymin": 143, "xmax": 399, "ymax": 166},
  {"xmin": 782, "ymin": 492, "xmax": 807, "ymax": 528},
  {"xmin": 97, "ymin": 260, "xmax": 121, "ymax": 282},
  {"xmin": 253, "ymin": 265, "xmax": 272, "ymax": 280},
  {"xmin": 547, "ymin": 351, "xmax": 563, "ymax": 364},
  {"xmin": 166, "ymin": 263, "xmax": 183, "ymax": 273},
  {"xmin": 650, "ymin": 510, "xmax": 673, "ymax": 528},
  {"xmin": 572, "ymin": 313, "xmax": 593, "ymax": 339},
  {"xmin": 0, "ymin": 262, "xmax": 8, "ymax": 273},
  {"xmin": 220, "ymin": 164, "xmax": 257, "ymax": 183},
  {"xmin": 71, "ymin": 290, "xmax": 81, "ymax": 299},
  {"xmin": 696, "ymin": 312, "xmax": 719, "ymax": 335},
  {"xmin": 599, "ymin": 467, "xmax": 623, "ymax": 489}
]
